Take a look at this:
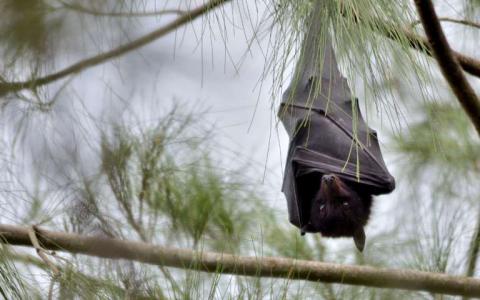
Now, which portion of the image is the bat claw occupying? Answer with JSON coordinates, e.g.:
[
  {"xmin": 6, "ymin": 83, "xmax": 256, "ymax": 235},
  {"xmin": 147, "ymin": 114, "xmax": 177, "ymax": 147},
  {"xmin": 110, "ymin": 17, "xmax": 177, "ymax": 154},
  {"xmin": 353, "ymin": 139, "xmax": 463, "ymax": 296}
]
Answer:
[{"xmin": 301, "ymin": 224, "xmax": 310, "ymax": 236}]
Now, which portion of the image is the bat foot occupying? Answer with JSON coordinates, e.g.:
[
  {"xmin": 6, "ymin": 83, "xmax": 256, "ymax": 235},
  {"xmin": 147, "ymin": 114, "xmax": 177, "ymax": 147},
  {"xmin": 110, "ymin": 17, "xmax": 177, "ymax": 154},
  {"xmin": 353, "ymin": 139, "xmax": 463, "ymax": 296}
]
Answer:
[{"xmin": 300, "ymin": 224, "xmax": 310, "ymax": 236}]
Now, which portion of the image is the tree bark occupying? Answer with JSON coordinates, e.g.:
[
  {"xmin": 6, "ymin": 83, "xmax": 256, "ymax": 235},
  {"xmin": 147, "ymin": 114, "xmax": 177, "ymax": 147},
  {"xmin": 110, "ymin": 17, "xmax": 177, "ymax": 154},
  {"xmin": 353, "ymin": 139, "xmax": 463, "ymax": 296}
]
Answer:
[
  {"xmin": 414, "ymin": 0, "xmax": 480, "ymax": 136},
  {"xmin": 2, "ymin": 224, "xmax": 480, "ymax": 297}
]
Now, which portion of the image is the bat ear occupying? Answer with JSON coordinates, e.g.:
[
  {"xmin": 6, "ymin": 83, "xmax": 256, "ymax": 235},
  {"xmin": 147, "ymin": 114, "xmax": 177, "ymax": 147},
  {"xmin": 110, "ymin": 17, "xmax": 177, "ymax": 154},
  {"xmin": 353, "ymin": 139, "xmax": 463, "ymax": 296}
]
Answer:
[{"xmin": 353, "ymin": 227, "xmax": 366, "ymax": 252}]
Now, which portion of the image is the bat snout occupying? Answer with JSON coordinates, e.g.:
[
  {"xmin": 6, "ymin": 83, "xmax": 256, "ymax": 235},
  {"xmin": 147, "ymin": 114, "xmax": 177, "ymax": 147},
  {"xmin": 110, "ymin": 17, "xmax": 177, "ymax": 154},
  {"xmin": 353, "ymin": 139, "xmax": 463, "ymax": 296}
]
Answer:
[
  {"xmin": 322, "ymin": 174, "xmax": 336, "ymax": 185},
  {"xmin": 322, "ymin": 174, "xmax": 345, "ymax": 198}
]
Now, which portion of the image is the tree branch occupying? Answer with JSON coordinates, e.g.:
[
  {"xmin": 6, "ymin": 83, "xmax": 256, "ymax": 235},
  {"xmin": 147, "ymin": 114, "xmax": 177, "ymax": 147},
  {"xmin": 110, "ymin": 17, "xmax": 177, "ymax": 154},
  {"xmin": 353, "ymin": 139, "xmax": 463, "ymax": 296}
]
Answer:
[
  {"xmin": 340, "ymin": 8, "xmax": 480, "ymax": 78},
  {"xmin": 412, "ymin": 17, "xmax": 480, "ymax": 30},
  {"xmin": 58, "ymin": 1, "xmax": 187, "ymax": 18},
  {"xmin": 27, "ymin": 225, "xmax": 60, "ymax": 277},
  {"xmin": 0, "ymin": 0, "xmax": 230, "ymax": 97},
  {"xmin": 414, "ymin": 0, "xmax": 480, "ymax": 136},
  {"xmin": 2, "ymin": 224, "xmax": 480, "ymax": 297},
  {"xmin": 463, "ymin": 208, "xmax": 480, "ymax": 300},
  {"xmin": 465, "ymin": 213, "xmax": 480, "ymax": 278},
  {"xmin": 383, "ymin": 25, "xmax": 480, "ymax": 78}
]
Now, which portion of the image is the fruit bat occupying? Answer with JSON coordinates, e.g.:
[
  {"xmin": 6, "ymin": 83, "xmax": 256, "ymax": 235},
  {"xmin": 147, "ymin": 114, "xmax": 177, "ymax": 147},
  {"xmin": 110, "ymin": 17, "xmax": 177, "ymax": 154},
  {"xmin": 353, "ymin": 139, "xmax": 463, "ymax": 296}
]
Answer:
[{"xmin": 278, "ymin": 3, "xmax": 395, "ymax": 251}]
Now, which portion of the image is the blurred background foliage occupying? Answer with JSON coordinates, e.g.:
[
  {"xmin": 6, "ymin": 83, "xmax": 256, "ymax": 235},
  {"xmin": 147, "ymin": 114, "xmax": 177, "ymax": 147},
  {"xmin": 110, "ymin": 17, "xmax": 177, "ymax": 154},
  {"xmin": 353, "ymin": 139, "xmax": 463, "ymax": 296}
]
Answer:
[{"xmin": 0, "ymin": 0, "xmax": 479, "ymax": 299}]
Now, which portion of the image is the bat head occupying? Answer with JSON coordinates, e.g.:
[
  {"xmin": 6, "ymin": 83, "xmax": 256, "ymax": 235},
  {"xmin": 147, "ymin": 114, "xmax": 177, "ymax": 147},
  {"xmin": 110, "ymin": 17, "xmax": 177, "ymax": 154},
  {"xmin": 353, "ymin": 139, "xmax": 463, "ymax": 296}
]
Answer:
[{"xmin": 306, "ymin": 174, "xmax": 372, "ymax": 252}]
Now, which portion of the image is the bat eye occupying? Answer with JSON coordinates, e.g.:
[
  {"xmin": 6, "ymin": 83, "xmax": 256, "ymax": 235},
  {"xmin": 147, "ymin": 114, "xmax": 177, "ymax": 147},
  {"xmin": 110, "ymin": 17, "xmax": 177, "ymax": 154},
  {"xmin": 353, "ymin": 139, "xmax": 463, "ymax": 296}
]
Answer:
[
  {"xmin": 319, "ymin": 204, "xmax": 325, "ymax": 210},
  {"xmin": 343, "ymin": 201, "xmax": 349, "ymax": 206}
]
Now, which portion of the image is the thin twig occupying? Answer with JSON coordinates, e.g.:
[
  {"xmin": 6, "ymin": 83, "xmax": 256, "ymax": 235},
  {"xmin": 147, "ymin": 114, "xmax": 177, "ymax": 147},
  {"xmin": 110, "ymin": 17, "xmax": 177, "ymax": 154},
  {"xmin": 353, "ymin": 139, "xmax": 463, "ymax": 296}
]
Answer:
[
  {"xmin": 414, "ymin": 0, "xmax": 480, "ymax": 136},
  {"xmin": 466, "ymin": 215, "xmax": 480, "ymax": 277},
  {"xmin": 2, "ymin": 223, "xmax": 480, "ymax": 297},
  {"xmin": 411, "ymin": 17, "xmax": 480, "ymax": 30},
  {"xmin": 0, "ymin": 0, "xmax": 231, "ymax": 97},
  {"xmin": 59, "ymin": 1, "xmax": 186, "ymax": 18},
  {"xmin": 463, "ymin": 208, "xmax": 480, "ymax": 300},
  {"xmin": 27, "ymin": 226, "xmax": 60, "ymax": 276},
  {"xmin": 47, "ymin": 279, "xmax": 55, "ymax": 300}
]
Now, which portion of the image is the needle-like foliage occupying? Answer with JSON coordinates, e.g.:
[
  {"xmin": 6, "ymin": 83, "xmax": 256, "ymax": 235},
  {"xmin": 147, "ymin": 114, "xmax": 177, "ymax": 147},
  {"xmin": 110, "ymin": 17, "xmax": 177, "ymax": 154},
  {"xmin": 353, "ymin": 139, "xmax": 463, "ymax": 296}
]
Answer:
[{"xmin": 0, "ymin": 0, "xmax": 479, "ymax": 299}]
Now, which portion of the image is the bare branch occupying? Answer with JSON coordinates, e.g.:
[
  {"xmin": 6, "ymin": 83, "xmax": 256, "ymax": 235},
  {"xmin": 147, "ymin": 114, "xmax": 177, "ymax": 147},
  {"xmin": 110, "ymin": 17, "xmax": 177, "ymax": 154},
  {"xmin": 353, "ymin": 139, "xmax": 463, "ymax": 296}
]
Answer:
[
  {"xmin": 466, "ymin": 215, "xmax": 480, "ymax": 278},
  {"xmin": 463, "ymin": 211, "xmax": 480, "ymax": 300},
  {"xmin": 59, "ymin": 1, "xmax": 187, "ymax": 18},
  {"xmin": 411, "ymin": 17, "xmax": 480, "ymax": 30},
  {"xmin": 0, "ymin": 0, "xmax": 230, "ymax": 97},
  {"xmin": 2, "ymin": 224, "xmax": 480, "ymax": 297},
  {"xmin": 27, "ymin": 226, "xmax": 60, "ymax": 276},
  {"xmin": 414, "ymin": 0, "xmax": 480, "ymax": 136}
]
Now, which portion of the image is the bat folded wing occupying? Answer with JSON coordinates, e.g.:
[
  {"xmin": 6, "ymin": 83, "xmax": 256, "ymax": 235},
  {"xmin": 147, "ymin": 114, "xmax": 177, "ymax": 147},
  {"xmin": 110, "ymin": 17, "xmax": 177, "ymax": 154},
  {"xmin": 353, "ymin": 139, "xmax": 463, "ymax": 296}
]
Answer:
[
  {"xmin": 279, "ymin": 26, "xmax": 395, "ymax": 229},
  {"xmin": 279, "ymin": 101, "xmax": 395, "ymax": 229}
]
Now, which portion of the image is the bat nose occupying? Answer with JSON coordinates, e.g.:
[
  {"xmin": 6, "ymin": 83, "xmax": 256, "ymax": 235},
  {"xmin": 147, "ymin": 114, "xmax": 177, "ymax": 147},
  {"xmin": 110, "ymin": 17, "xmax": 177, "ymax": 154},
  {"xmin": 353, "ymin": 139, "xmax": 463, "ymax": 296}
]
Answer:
[{"xmin": 323, "ymin": 174, "xmax": 335, "ymax": 184}]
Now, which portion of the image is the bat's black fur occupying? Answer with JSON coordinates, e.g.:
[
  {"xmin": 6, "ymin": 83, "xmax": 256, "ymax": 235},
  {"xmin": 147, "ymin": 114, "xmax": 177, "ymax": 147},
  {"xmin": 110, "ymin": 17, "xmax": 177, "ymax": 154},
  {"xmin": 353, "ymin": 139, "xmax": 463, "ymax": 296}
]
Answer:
[{"xmin": 299, "ymin": 174, "xmax": 372, "ymax": 251}]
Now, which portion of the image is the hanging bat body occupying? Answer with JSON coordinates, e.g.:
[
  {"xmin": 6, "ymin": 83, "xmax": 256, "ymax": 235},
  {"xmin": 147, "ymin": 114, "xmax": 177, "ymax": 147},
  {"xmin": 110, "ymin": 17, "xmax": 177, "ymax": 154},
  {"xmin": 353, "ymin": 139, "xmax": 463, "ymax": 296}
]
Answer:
[{"xmin": 279, "ymin": 2, "xmax": 395, "ymax": 251}]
